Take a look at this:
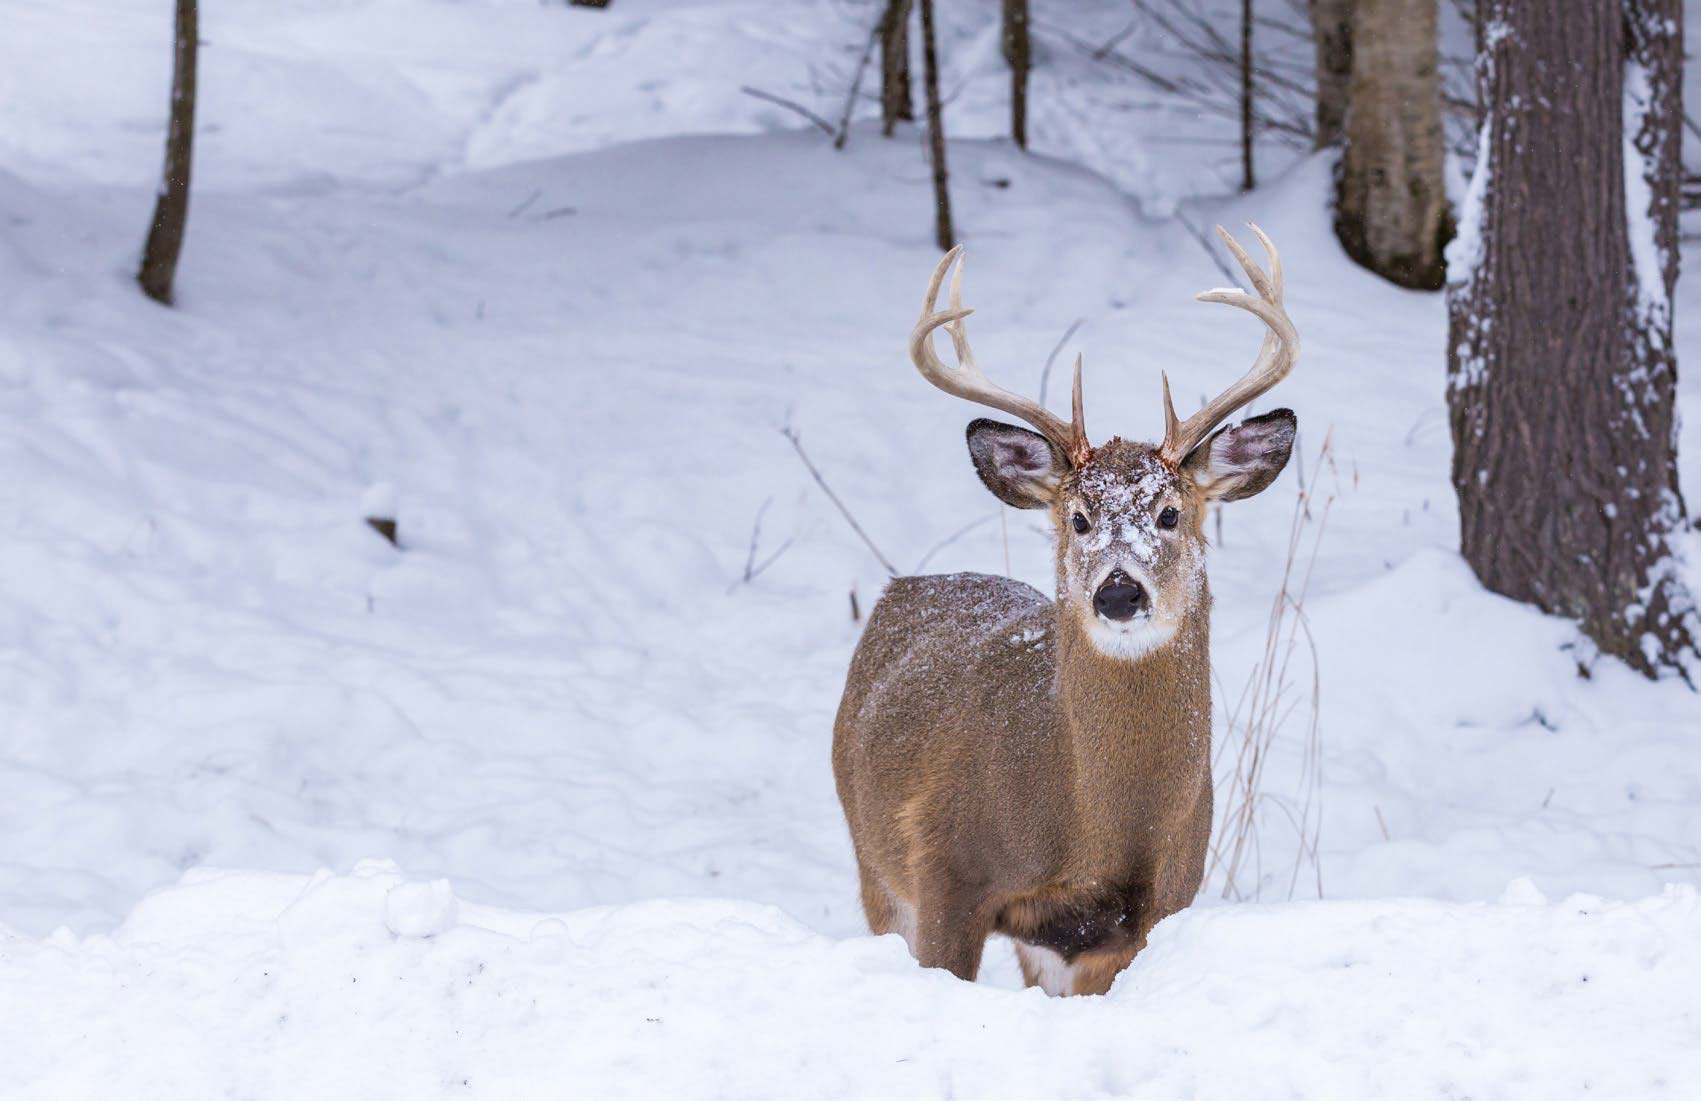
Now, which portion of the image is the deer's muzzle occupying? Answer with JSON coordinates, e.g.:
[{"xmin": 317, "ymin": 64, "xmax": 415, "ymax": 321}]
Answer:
[{"xmin": 1093, "ymin": 570, "xmax": 1150, "ymax": 622}]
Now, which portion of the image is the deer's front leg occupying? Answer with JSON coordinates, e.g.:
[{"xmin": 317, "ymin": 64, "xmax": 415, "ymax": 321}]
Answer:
[{"xmin": 913, "ymin": 878, "xmax": 990, "ymax": 981}]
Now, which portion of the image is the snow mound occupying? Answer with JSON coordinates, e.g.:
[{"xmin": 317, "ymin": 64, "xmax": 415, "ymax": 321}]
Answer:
[{"xmin": 4, "ymin": 866, "xmax": 1698, "ymax": 1099}]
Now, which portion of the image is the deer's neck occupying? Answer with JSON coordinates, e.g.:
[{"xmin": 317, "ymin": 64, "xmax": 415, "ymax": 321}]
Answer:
[{"xmin": 1053, "ymin": 599, "xmax": 1213, "ymax": 864}]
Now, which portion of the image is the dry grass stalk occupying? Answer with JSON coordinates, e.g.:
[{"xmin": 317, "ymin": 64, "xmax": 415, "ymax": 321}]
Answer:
[{"xmin": 1206, "ymin": 430, "xmax": 1339, "ymax": 902}]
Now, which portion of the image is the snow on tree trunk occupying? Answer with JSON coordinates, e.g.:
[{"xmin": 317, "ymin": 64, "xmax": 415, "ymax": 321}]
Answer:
[
  {"xmin": 1446, "ymin": 0, "xmax": 1697, "ymax": 680},
  {"xmin": 880, "ymin": 0, "xmax": 913, "ymax": 137},
  {"xmin": 1334, "ymin": 0, "xmax": 1447, "ymax": 290},
  {"xmin": 137, "ymin": 0, "xmax": 197, "ymax": 306},
  {"xmin": 1309, "ymin": 0, "xmax": 1353, "ymax": 148}
]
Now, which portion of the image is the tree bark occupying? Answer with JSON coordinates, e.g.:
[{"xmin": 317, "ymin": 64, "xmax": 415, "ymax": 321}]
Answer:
[
  {"xmin": 1308, "ymin": 0, "xmax": 1353, "ymax": 148},
  {"xmin": 137, "ymin": 0, "xmax": 197, "ymax": 306},
  {"xmin": 1002, "ymin": 0, "xmax": 1030, "ymax": 150},
  {"xmin": 1446, "ymin": 0, "xmax": 1697, "ymax": 679},
  {"xmin": 918, "ymin": 0, "xmax": 953, "ymax": 250},
  {"xmin": 1239, "ymin": 0, "xmax": 1254, "ymax": 190},
  {"xmin": 880, "ymin": 0, "xmax": 914, "ymax": 136},
  {"xmin": 1334, "ymin": 0, "xmax": 1447, "ymax": 289}
]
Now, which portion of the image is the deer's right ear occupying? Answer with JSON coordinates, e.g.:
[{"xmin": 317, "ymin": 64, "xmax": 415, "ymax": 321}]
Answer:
[{"xmin": 966, "ymin": 418, "xmax": 1068, "ymax": 510}]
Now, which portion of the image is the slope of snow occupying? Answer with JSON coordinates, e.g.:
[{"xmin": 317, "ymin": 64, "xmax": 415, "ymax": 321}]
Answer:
[
  {"xmin": 5, "ymin": 118, "xmax": 1696, "ymax": 939},
  {"xmin": 0, "ymin": 0, "xmax": 1287, "ymax": 205},
  {"xmin": 5, "ymin": 866, "xmax": 1699, "ymax": 1099}
]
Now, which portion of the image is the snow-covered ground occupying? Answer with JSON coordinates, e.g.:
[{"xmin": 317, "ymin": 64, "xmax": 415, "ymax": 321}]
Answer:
[
  {"xmin": 8, "ymin": 865, "xmax": 1699, "ymax": 1098},
  {"xmin": 2, "ymin": 0, "xmax": 1699, "ymax": 1095}
]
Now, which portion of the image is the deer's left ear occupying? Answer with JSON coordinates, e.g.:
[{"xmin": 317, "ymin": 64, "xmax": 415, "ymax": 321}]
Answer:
[{"xmin": 1181, "ymin": 408, "xmax": 1296, "ymax": 502}]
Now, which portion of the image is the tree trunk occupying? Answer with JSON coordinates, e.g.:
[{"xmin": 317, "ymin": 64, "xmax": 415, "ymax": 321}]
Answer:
[
  {"xmin": 1446, "ymin": 0, "xmax": 1697, "ymax": 679},
  {"xmin": 137, "ymin": 0, "xmax": 197, "ymax": 306},
  {"xmin": 1002, "ymin": 0, "xmax": 1030, "ymax": 150},
  {"xmin": 880, "ymin": 0, "xmax": 914, "ymax": 136},
  {"xmin": 1309, "ymin": 0, "xmax": 1353, "ymax": 147},
  {"xmin": 1239, "ymin": 0, "xmax": 1254, "ymax": 190},
  {"xmin": 1334, "ymin": 0, "xmax": 1447, "ymax": 289},
  {"xmin": 918, "ymin": 0, "xmax": 953, "ymax": 250}
]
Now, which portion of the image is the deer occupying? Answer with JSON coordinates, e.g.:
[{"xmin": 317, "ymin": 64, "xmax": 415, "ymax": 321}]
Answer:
[{"xmin": 831, "ymin": 225, "xmax": 1298, "ymax": 997}]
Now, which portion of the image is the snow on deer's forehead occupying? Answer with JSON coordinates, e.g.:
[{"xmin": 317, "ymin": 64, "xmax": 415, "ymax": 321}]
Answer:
[
  {"xmin": 1073, "ymin": 445, "xmax": 1175, "ymax": 509},
  {"xmin": 1071, "ymin": 445, "xmax": 1177, "ymax": 562}
]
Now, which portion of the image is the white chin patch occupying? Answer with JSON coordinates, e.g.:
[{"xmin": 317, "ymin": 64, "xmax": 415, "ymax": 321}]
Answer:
[{"xmin": 1085, "ymin": 614, "xmax": 1177, "ymax": 660}]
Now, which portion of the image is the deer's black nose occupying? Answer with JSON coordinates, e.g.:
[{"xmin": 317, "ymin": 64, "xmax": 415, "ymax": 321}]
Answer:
[{"xmin": 1093, "ymin": 570, "xmax": 1149, "ymax": 622}]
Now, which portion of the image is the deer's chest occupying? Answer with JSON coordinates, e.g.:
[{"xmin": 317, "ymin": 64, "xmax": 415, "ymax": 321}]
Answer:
[{"xmin": 996, "ymin": 879, "xmax": 1151, "ymax": 963}]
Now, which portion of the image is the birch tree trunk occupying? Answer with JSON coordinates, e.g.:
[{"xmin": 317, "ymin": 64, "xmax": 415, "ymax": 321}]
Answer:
[
  {"xmin": 1446, "ymin": 0, "xmax": 1697, "ymax": 679},
  {"xmin": 1334, "ymin": 0, "xmax": 1446, "ymax": 289},
  {"xmin": 138, "ymin": 0, "xmax": 197, "ymax": 306}
]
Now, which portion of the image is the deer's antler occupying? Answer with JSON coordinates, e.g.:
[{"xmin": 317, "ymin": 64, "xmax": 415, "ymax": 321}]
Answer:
[
  {"xmin": 910, "ymin": 246, "xmax": 1090, "ymax": 466},
  {"xmin": 1158, "ymin": 224, "xmax": 1299, "ymax": 466}
]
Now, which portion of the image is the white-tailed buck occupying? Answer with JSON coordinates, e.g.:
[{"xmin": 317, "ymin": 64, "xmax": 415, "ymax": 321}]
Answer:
[{"xmin": 833, "ymin": 226, "xmax": 1298, "ymax": 996}]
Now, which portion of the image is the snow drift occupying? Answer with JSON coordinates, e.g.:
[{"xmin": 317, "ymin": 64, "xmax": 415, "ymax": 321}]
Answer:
[{"xmin": 4, "ymin": 865, "xmax": 1698, "ymax": 1099}]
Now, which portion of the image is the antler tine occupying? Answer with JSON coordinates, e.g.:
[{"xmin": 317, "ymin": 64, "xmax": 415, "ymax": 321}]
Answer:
[
  {"xmin": 908, "ymin": 247, "xmax": 1087, "ymax": 462},
  {"xmin": 1215, "ymin": 223, "xmax": 1277, "ymax": 303},
  {"xmin": 1070, "ymin": 353, "xmax": 1088, "ymax": 463},
  {"xmin": 1158, "ymin": 223, "xmax": 1299, "ymax": 466},
  {"xmin": 946, "ymin": 250, "xmax": 974, "ymax": 366},
  {"xmin": 1251, "ymin": 222, "xmax": 1283, "ymax": 298}
]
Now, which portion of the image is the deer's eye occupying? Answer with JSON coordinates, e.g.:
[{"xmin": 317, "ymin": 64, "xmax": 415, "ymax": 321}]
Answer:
[
  {"xmin": 1071, "ymin": 512, "xmax": 1090, "ymax": 534},
  {"xmin": 1158, "ymin": 507, "xmax": 1180, "ymax": 529}
]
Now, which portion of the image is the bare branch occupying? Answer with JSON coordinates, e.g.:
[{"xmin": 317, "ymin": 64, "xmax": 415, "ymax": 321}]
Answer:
[
  {"xmin": 782, "ymin": 425, "xmax": 899, "ymax": 576},
  {"xmin": 833, "ymin": 10, "xmax": 886, "ymax": 150},
  {"xmin": 913, "ymin": 515, "xmax": 994, "ymax": 573},
  {"xmin": 740, "ymin": 85, "xmax": 834, "ymax": 136},
  {"xmin": 727, "ymin": 497, "xmax": 797, "ymax": 592},
  {"xmin": 1036, "ymin": 317, "xmax": 1087, "ymax": 410},
  {"xmin": 1173, "ymin": 210, "xmax": 1238, "ymax": 284}
]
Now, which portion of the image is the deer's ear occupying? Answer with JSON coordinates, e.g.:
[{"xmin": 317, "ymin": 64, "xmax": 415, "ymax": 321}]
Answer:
[
  {"xmin": 1182, "ymin": 408, "xmax": 1296, "ymax": 502},
  {"xmin": 966, "ymin": 418, "xmax": 1068, "ymax": 510}
]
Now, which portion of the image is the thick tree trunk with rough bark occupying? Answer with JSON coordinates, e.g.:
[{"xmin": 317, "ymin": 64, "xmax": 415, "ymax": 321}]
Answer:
[
  {"xmin": 1447, "ymin": 0, "xmax": 1697, "ymax": 679},
  {"xmin": 918, "ymin": 0, "xmax": 952, "ymax": 249},
  {"xmin": 1309, "ymin": 0, "xmax": 1353, "ymax": 148},
  {"xmin": 1002, "ymin": 0, "xmax": 1030, "ymax": 149},
  {"xmin": 1335, "ymin": 0, "xmax": 1447, "ymax": 289},
  {"xmin": 138, "ymin": 0, "xmax": 197, "ymax": 306},
  {"xmin": 880, "ymin": 0, "xmax": 913, "ymax": 136}
]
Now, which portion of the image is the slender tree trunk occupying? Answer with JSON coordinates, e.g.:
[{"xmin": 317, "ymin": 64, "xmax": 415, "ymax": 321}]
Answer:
[
  {"xmin": 1309, "ymin": 0, "xmax": 1353, "ymax": 147},
  {"xmin": 1471, "ymin": 0, "xmax": 1484, "ymax": 128},
  {"xmin": 880, "ymin": 0, "xmax": 914, "ymax": 136},
  {"xmin": 1239, "ymin": 0, "xmax": 1254, "ymax": 190},
  {"xmin": 1447, "ymin": 0, "xmax": 1697, "ymax": 679},
  {"xmin": 1002, "ymin": 0, "xmax": 1031, "ymax": 150},
  {"xmin": 138, "ymin": 0, "xmax": 197, "ymax": 306},
  {"xmin": 918, "ymin": 0, "xmax": 953, "ymax": 250},
  {"xmin": 1335, "ymin": 0, "xmax": 1447, "ymax": 289}
]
